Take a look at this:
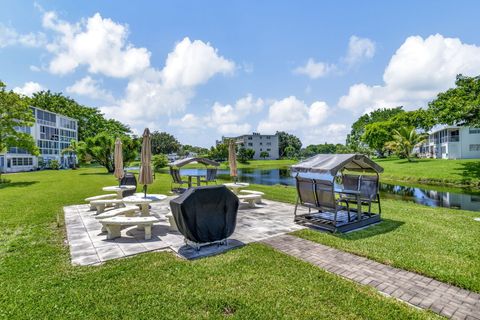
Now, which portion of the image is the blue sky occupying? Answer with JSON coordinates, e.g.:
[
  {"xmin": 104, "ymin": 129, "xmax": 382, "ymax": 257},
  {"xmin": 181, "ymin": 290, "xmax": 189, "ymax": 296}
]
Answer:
[{"xmin": 2, "ymin": 1, "xmax": 480, "ymax": 147}]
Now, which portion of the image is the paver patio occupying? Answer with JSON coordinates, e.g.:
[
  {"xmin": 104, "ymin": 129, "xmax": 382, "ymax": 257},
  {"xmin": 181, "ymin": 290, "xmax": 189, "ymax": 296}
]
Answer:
[
  {"xmin": 64, "ymin": 197, "xmax": 307, "ymax": 265},
  {"xmin": 262, "ymin": 234, "xmax": 480, "ymax": 320}
]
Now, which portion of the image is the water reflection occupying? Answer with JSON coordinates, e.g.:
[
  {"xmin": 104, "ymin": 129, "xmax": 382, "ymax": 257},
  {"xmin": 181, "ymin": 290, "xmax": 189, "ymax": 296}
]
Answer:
[{"xmin": 161, "ymin": 167, "xmax": 480, "ymax": 211}]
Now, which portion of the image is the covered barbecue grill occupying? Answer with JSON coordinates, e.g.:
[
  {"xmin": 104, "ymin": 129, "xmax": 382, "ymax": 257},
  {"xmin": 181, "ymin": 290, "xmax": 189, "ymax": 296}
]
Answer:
[
  {"xmin": 169, "ymin": 185, "xmax": 239, "ymax": 249},
  {"xmin": 291, "ymin": 154, "xmax": 383, "ymax": 232}
]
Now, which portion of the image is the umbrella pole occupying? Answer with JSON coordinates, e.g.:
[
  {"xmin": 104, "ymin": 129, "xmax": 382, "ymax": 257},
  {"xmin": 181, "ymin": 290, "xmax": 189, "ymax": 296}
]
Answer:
[{"xmin": 143, "ymin": 185, "xmax": 147, "ymax": 198}]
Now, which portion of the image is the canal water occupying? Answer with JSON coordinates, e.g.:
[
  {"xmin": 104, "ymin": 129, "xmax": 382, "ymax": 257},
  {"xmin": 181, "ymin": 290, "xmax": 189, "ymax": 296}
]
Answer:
[{"xmin": 168, "ymin": 167, "xmax": 480, "ymax": 212}]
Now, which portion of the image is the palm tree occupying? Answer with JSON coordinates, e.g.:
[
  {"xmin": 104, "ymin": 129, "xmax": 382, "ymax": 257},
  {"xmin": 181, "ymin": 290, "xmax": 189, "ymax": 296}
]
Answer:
[
  {"xmin": 385, "ymin": 127, "xmax": 427, "ymax": 161},
  {"xmin": 61, "ymin": 139, "xmax": 80, "ymax": 169}
]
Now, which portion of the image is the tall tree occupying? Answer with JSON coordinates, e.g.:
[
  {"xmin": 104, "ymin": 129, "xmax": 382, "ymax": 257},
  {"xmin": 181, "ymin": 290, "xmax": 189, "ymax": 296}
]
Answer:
[
  {"xmin": 207, "ymin": 142, "xmax": 229, "ymax": 160},
  {"xmin": 361, "ymin": 121, "xmax": 396, "ymax": 156},
  {"xmin": 0, "ymin": 81, "xmax": 39, "ymax": 180},
  {"xmin": 150, "ymin": 131, "xmax": 180, "ymax": 155},
  {"xmin": 346, "ymin": 107, "xmax": 404, "ymax": 151},
  {"xmin": 276, "ymin": 131, "xmax": 302, "ymax": 158},
  {"xmin": 428, "ymin": 74, "xmax": 480, "ymax": 127},
  {"xmin": 29, "ymin": 91, "xmax": 130, "ymax": 141},
  {"xmin": 78, "ymin": 133, "xmax": 139, "ymax": 172},
  {"xmin": 61, "ymin": 139, "xmax": 80, "ymax": 169},
  {"xmin": 385, "ymin": 127, "xmax": 427, "ymax": 161}
]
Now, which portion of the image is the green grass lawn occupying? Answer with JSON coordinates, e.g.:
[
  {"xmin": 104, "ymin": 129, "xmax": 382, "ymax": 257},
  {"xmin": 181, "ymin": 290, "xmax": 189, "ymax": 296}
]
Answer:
[
  {"xmin": 245, "ymin": 183, "xmax": 480, "ymax": 293},
  {"xmin": 376, "ymin": 157, "xmax": 480, "ymax": 188},
  {"xmin": 0, "ymin": 168, "xmax": 437, "ymax": 319}
]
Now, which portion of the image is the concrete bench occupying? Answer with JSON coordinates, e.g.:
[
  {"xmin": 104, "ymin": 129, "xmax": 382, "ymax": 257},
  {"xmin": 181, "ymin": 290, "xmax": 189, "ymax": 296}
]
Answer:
[
  {"xmin": 100, "ymin": 216, "xmax": 159, "ymax": 240},
  {"xmin": 238, "ymin": 194, "xmax": 262, "ymax": 208},
  {"xmin": 239, "ymin": 190, "xmax": 264, "ymax": 204},
  {"xmin": 85, "ymin": 194, "xmax": 117, "ymax": 210},
  {"xmin": 90, "ymin": 199, "xmax": 124, "ymax": 214},
  {"xmin": 95, "ymin": 206, "xmax": 139, "ymax": 232}
]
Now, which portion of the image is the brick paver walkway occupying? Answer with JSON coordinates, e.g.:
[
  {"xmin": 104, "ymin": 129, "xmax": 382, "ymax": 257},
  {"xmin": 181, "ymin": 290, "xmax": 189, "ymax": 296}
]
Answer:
[{"xmin": 262, "ymin": 234, "xmax": 480, "ymax": 320}]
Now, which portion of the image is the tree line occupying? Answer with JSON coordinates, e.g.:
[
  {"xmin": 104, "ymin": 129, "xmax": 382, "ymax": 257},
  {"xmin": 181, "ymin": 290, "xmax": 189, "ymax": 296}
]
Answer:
[{"xmin": 346, "ymin": 74, "xmax": 480, "ymax": 160}]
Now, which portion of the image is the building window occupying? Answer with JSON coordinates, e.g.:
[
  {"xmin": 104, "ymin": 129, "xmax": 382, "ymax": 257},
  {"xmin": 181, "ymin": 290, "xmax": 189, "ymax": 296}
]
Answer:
[
  {"xmin": 259, "ymin": 142, "xmax": 263, "ymax": 145},
  {"xmin": 248, "ymin": 137, "xmax": 252, "ymax": 140},
  {"xmin": 248, "ymin": 143, "xmax": 253, "ymax": 147},
  {"xmin": 441, "ymin": 146, "xmax": 446, "ymax": 154},
  {"xmin": 36, "ymin": 109, "xmax": 57, "ymax": 126},
  {"xmin": 266, "ymin": 142, "xmax": 271, "ymax": 146},
  {"xmin": 469, "ymin": 128, "xmax": 480, "ymax": 134},
  {"xmin": 40, "ymin": 126, "xmax": 59, "ymax": 140},
  {"xmin": 469, "ymin": 144, "xmax": 480, "ymax": 151},
  {"xmin": 267, "ymin": 148, "xmax": 271, "ymax": 151},
  {"xmin": 266, "ymin": 136, "xmax": 271, "ymax": 139},
  {"xmin": 10, "ymin": 157, "xmax": 33, "ymax": 166}
]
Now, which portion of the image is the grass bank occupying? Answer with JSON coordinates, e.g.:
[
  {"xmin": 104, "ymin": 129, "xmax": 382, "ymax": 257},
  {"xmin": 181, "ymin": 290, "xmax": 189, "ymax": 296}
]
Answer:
[
  {"xmin": 0, "ymin": 168, "xmax": 435, "ymax": 319},
  {"xmin": 376, "ymin": 157, "xmax": 480, "ymax": 188},
  {"xmin": 245, "ymin": 183, "xmax": 480, "ymax": 293}
]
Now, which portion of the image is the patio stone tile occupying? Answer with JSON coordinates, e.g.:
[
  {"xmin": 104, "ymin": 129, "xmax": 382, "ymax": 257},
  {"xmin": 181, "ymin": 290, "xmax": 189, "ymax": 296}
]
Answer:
[
  {"xmin": 71, "ymin": 247, "xmax": 97, "ymax": 259},
  {"xmin": 70, "ymin": 242, "xmax": 95, "ymax": 251},
  {"xmin": 71, "ymin": 254, "xmax": 100, "ymax": 266},
  {"xmin": 120, "ymin": 244, "xmax": 148, "ymax": 256},
  {"xmin": 64, "ymin": 197, "xmax": 309, "ymax": 264},
  {"xmin": 96, "ymin": 246, "xmax": 124, "ymax": 261}
]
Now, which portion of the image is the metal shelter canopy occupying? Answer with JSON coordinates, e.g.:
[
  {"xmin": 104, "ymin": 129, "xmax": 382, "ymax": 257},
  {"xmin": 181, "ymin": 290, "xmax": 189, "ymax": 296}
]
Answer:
[
  {"xmin": 168, "ymin": 157, "xmax": 220, "ymax": 168},
  {"xmin": 291, "ymin": 154, "xmax": 384, "ymax": 176}
]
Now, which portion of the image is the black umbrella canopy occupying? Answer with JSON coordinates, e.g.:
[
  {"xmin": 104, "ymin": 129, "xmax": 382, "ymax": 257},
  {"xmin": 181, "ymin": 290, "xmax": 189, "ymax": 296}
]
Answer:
[
  {"xmin": 168, "ymin": 157, "xmax": 220, "ymax": 168},
  {"xmin": 291, "ymin": 154, "xmax": 384, "ymax": 176}
]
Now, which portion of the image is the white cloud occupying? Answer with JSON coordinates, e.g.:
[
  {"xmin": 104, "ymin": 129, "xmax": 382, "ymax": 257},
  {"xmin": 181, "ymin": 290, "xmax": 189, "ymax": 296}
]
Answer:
[
  {"xmin": 168, "ymin": 113, "xmax": 203, "ymax": 129},
  {"xmin": 257, "ymin": 96, "xmax": 329, "ymax": 133},
  {"xmin": 13, "ymin": 81, "xmax": 45, "ymax": 97},
  {"xmin": 304, "ymin": 123, "xmax": 349, "ymax": 145},
  {"xmin": 168, "ymin": 94, "xmax": 263, "ymax": 136},
  {"xmin": 162, "ymin": 37, "xmax": 235, "ymax": 88},
  {"xmin": 344, "ymin": 35, "xmax": 376, "ymax": 66},
  {"xmin": 66, "ymin": 76, "xmax": 114, "ymax": 102},
  {"xmin": 293, "ymin": 58, "xmax": 334, "ymax": 79},
  {"xmin": 294, "ymin": 36, "xmax": 375, "ymax": 79},
  {"xmin": 338, "ymin": 34, "xmax": 480, "ymax": 113},
  {"xmin": 100, "ymin": 36, "xmax": 236, "ymax": 127},
  {"xmin": 43, "ymin": 12, "xmax": 151, "ymax": 77},
  {"xmin": 0, "ymin": 24, "xmax": 46, "ymax": 48}
]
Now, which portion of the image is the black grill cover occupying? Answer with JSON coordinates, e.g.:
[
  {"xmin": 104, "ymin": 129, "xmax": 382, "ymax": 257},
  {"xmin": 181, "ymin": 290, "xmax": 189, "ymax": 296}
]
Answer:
[
  {"xmin": 169, "ymin": 185, "xmax": 239, "ymax": 243},
  {"xmin": 120, "ymin": 172, "xmax": 137, "ymax": 197}
]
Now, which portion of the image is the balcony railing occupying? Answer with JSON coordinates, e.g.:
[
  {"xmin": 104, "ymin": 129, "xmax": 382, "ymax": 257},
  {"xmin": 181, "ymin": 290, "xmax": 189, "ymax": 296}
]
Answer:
[{"xmin": 429, "ymin": 136, "xmax": 460, "ymax": 144}]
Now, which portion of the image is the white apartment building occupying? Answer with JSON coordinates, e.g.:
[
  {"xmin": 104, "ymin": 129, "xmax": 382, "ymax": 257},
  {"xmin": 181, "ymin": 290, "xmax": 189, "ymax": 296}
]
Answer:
[
  {"xmin": 415, "ymin": 125, "xmax": 480, "ymax": 159},
  {"xmin": 218, "ymin": 132, "xmax": 280, "ymax": 160},
  {"xmin": 0, "ymin": 107, "xmax": 78, "ymax": 173}
]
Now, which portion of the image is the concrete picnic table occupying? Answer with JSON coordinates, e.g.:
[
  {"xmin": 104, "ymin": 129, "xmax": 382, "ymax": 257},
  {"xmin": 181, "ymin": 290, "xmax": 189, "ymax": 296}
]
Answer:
[
  {"xmin": 102, "ymin": 185, "xmax": 136, "ymax": 199},
  {"xmin": 122, "ymin": 193, "xmax": 168, "ymax": 216},
  {"xmin": 223, "ymin": 182, "xmax": 250, "ymax": 195}
]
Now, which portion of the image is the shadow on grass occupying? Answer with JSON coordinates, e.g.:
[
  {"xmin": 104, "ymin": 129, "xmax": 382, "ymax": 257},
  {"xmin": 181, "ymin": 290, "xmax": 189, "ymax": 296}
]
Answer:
[
  {"xmin": 0, "ymin": 181, "xmax": 39, "ymax": 189},
  {"xmin": 335, "ymin": 218, "xmax": 404, "ymax": 240},
  {"xmin": 79, "ymin": 172, "xmax": 111, "ymax": 176},
  {"xmin": 309, "ymin": 219, "xmax": 405, "ymax": 240},
  {"xmin": 458, "ymin": 161, "xmax": 480, "ymax": 185}
]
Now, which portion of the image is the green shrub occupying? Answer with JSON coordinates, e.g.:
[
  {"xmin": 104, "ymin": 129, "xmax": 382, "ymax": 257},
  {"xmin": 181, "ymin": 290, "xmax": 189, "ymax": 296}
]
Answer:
[
  {"xmin": 152, "ymin": 154, "xmax": 168, "ymax": 172},
  {"xmin": 50, "ymin": 159, "xmax": 60, "ymax": 170}
]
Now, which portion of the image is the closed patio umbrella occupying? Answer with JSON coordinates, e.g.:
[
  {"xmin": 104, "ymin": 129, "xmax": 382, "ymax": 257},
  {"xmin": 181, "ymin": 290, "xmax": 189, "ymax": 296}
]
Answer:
[
  {"xmin": 228, "ymin": 139, "xmax": 237, "ymax": 182},
  {"xmin": 139, "ymin": 128, "xmax": 153, "ymax": 197},
  {"xmin": 113, "ymin": 138, "xmax": 124, "ymax": 185}
]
